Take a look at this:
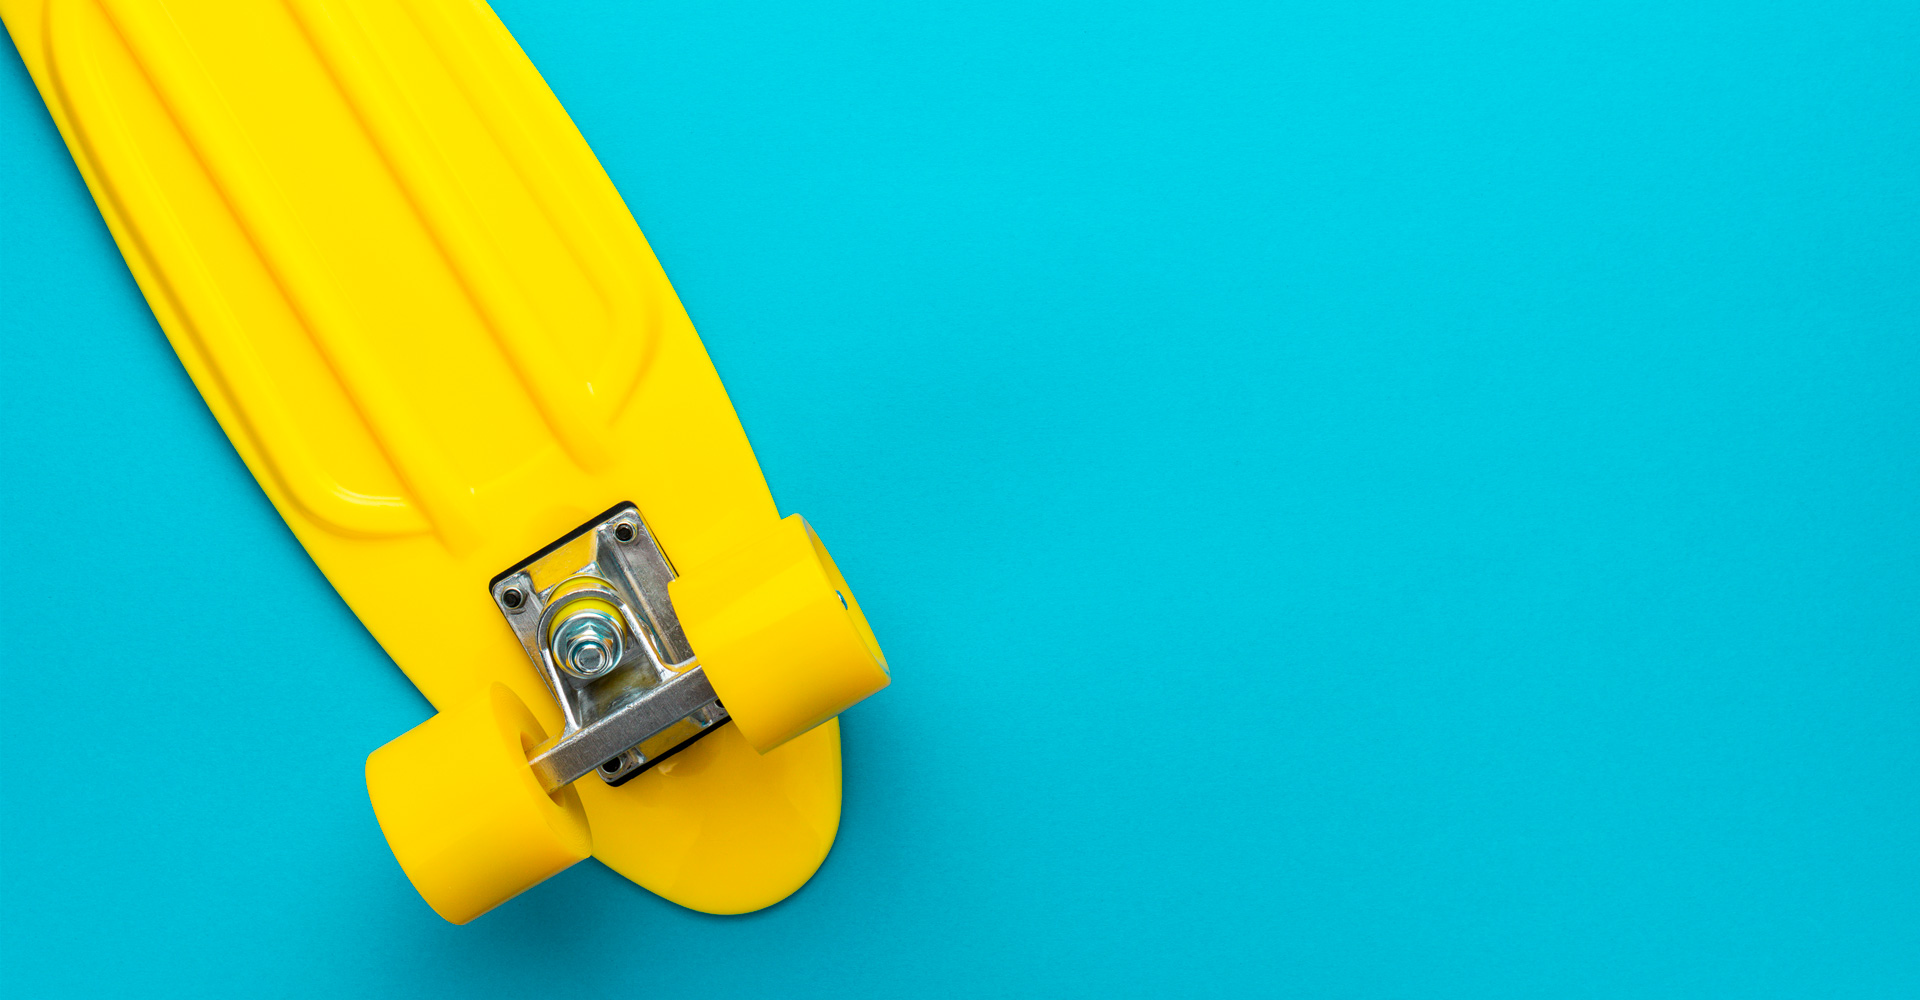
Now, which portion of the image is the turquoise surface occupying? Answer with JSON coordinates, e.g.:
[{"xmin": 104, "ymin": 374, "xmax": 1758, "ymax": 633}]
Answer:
[{"xmin": 3, "ymin": 0, "xmax": 1917, "ymax": 995}]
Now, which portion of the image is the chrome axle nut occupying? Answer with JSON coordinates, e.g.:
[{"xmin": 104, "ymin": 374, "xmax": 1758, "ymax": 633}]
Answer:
[{"xmin": 551, "ymin": 608, "xmax": 624, "ymax": 679}]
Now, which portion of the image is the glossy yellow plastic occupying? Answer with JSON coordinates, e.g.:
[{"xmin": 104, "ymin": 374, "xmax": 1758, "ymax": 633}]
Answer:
[
  {"xmin": 673, "ymin": 515, "xmax": 890, "ymax": 752},
  {"xmin": 366, "ymin": 682, "xmax": 592, "ymax": 924},
  {"xmin": 1, "ymin": 0, "xmax": 856, "ymax": 914}
]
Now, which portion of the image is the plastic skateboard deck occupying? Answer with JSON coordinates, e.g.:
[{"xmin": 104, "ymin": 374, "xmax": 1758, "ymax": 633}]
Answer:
[{"xmin": 3, "ymin": 0, "xmax": 880, "ymax": 916}]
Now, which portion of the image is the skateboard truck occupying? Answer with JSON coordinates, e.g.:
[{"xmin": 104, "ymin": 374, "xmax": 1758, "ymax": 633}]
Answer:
[
  {"xmin": 368, "ymin": 505, "xmax": 889, "ymax": 923},
  {"xmin": 490, "ymin": 503, "xmax": 727, "ymax": 791}
]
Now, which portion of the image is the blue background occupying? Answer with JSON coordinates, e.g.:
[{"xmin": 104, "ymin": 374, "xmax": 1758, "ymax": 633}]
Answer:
[{"xmin": 3, "ymin": 0, "xmax": 1917, "ymax": 995}]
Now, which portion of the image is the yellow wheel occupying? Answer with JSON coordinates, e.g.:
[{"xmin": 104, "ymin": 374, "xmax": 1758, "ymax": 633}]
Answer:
[
  {"xmin": 365, "ymin": 682, "xmax": 592, "ymax": 924},
  {"xmin": 670, "ymin": 514, "xmax": 891, "ymax": 753}
]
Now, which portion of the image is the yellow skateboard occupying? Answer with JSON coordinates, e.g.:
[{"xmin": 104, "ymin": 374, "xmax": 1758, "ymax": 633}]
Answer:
[{"xmin": 2, "ymin": 0, "xmax": 890, "ymax": 922}]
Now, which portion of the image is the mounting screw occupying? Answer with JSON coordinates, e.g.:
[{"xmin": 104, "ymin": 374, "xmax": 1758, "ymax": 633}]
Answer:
[
  {"xmin": 614, "ymin": 521, "xmax": 636, "ymax": 543},
  {"xmin": 500, "ymin": 587, "xmax": 525, "ymax": 611}
]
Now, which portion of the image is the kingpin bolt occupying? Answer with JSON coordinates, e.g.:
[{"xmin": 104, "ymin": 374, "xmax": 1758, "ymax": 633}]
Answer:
[{"xmin": 551, "ymin": 608, "xmax": 624, "ymax": 679}]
